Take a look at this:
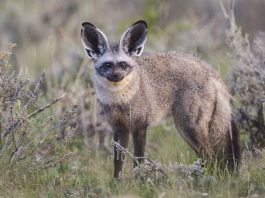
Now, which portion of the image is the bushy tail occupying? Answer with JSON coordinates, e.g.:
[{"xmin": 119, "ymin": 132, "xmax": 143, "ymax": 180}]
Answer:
[{"xmin": 226, "ymin": 120, "xmax": 241, "ymax": 172}]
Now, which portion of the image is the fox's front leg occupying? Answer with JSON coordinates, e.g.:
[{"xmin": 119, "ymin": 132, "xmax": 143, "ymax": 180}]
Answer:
[
  {"xmin": 133, "ymin": 124, "xmax": 147, "ymax": 167},
  {"xmin": 113, "ymin": 124, "xmax": 130, "ymax": 178}
]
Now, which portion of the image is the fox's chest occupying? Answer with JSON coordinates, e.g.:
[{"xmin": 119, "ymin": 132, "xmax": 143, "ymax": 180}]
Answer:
[
  {"xmin": 95, "ymin": 88, "xmax": 136, "ymax": 105},
  {"xmin": 93, "ymin": 70, "xmax": 140, "ymax": 105},
  {"xmin": 100, "ymin": 90, "xmax": 171, "ymax": 129},
  {"xmin": 100, "ymin": 99, "xmax": 149, "ymax": 127}
]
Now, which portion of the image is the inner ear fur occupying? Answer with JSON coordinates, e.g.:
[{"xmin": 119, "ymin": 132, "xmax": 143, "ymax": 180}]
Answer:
[
  {"xmin": 120, "ymin": 20, "xmax": 148, "ymax": 56},
  {"xmin": 81, "ymin": 22, "xmax": 109, "ymax": 59}
]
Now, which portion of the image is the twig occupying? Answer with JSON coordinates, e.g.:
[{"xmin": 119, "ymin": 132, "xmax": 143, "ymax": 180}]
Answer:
[
  {"xmin": 27, "ymin": 93, "xmax": 67, "ymax": 120},
  {"xmin": 25, "ymin": 115, "xmax": 78, "ymax": 148},
  {"xmin": 3, "ymin": 93, "xmax": 67, "ymax": 136},
  {"xmin": 112, "ymin": 139, "xmax": 167, "ymax": 177},
  {"xmin": 10, "ymin": 106, "xmax": 18, "ymax": 151},
  {"xmin": 38, "ymin": 152, "xmax": 72, "ymax": 170}
]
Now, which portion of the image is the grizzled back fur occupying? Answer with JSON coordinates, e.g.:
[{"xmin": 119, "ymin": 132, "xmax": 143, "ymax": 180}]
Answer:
[{"xmin": 81, "ymin": 20, "xmax": 240, "ymax": 178}]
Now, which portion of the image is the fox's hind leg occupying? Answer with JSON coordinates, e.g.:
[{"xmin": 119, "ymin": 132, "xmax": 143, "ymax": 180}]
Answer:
[
  {"xmin": 172, "ymin": 89, "xmax": 216, "ymax": 159},
  {"xmin": 172, "ymin": 85, "xmax": 240, "ymax": 171},
  {"xmin": 172, "ymin": 113, "xmax": 213, "ymax": 159}
]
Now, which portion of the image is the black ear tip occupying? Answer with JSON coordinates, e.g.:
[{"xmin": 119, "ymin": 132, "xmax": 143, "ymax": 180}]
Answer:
[
  {"xmin": 133, "ymin": 20, "xmax": 148, "ymax": 28},
  {"xmin": 81, "ymin": 22, "xmax": 96, "ymax": 28}
]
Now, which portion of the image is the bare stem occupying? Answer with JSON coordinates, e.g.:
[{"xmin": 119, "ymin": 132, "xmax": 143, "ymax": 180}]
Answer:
[
  {"xmin": 27, "ymin": 93, "xmax": 67, "ymax": 120},
  {"xmin": 112, "ymin": 139, "xmax": 167, "ymax": 177}
]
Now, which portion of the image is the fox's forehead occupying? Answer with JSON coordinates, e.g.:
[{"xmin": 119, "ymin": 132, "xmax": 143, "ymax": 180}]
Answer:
[
  {"xmin": 105, "ymin": 43, "xmax": 120, "ymax": 57},
  {"xmin": 109, "ymin": 43, "xmax": 119, "ymax": 53},
  {"xmin": 95, "ymin": 43, "xmax": 135, "ymax": 66}
]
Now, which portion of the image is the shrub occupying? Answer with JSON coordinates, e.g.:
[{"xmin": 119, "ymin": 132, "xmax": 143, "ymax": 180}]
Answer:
[
  {"xmin": 224, "ymin": 7, "xmax": 265, "ymax": 148},
  {"xmin": 0, "ymin": 44, "xmax": 78, "ymax": 170}
]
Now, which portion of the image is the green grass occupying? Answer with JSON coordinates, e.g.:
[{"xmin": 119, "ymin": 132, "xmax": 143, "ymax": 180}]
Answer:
[{"xmin": 0, "ymin": 122, "xmax": 264, "ymax": 198}]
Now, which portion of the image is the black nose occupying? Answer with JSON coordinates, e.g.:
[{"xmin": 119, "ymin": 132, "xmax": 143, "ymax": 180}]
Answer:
[{"xmin": 107, "ymin": 74, "xmax": 124, "ymax": 82}]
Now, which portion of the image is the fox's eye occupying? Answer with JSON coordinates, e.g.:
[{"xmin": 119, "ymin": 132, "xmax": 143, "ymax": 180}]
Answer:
[
  {"xmin": 103, "ymin": 62, "xmax": 112, "ymax": 68},
  {"xmin": 101, "ymin": 62, "xmax": 113, "ymax": 70},
  {"xmin": 99, "ymin": 62, "xmax": 113, "ymax": 73},
  {"xmin": 119, "ymin": 62, "xmax": 127, "ymax": 70}
]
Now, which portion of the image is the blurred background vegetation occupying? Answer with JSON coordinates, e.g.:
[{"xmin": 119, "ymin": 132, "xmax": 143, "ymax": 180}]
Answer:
[
  {"xmin": 0, "ymin": 0, "xmax": 265, "ymax": 197},
  {"xmin": 1, "ymin": 0, "xmax": 264, "ymax": 78}
]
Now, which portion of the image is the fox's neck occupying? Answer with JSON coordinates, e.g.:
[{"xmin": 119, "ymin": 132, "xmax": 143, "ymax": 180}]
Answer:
[{"xmin": 93, "ymin": 70, "xmax": 140, "ymax": 105}]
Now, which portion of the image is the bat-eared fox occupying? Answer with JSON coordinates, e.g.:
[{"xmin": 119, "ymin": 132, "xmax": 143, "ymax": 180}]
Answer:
[{"xmin": 80, "ymin": 20, "xmax": 240, "ymax": 178}]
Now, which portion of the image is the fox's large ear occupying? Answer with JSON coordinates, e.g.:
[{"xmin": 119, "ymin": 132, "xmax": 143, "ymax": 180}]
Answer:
[
  {"xmin": 81, "ymin": 22, "xmax": 109, "ymax": 60},
  {"xmin": 120, "ymin": 20, "xmax": 147, "ymax": 57}
]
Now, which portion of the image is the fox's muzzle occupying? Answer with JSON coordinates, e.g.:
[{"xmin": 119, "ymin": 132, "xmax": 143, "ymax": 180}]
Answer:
[{"xmin": 107, "ymin": 73, "xmax": 125, "ymax": 82}]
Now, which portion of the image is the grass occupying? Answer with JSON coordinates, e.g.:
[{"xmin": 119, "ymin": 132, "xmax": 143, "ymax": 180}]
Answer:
[{"xmin": 0, "ymin": 119, "xmax": 264, "ymax": 197}]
